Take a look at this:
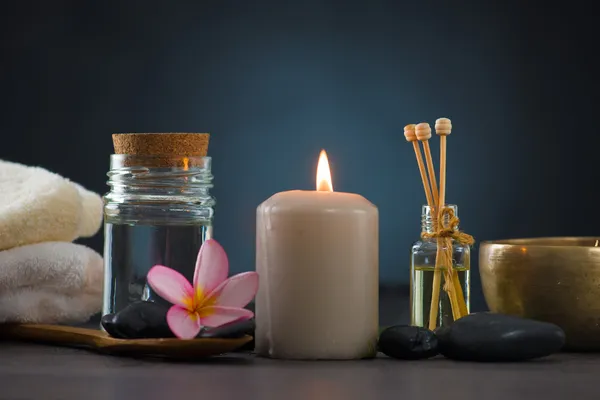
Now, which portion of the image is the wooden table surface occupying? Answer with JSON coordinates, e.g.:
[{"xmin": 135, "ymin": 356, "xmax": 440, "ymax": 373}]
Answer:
[
  {"xmin": 1, "ymin": 288, "xmax": 597, "ymax": 400},
  {"xmin": 0, "ymin": 343, "xmax": 599, "ymax": 400}
]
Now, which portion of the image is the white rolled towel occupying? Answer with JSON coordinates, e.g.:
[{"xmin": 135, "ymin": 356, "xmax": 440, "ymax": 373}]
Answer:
[
  {"xmin": 0, "ymin": 242, "xmax": 103, "ymax": 324},
  {"xmin": 0, "ymin": 159, "xmax": 103, "ymax": 251},
  {"xmin": 73, "ymin": 182, "xmax": 104, "ymax": 238}
]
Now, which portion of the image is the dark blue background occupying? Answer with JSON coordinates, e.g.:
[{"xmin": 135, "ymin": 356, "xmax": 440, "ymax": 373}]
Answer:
[{"xmin": 2, "ymin": 0, "xmax": 599, "ymax": 311}]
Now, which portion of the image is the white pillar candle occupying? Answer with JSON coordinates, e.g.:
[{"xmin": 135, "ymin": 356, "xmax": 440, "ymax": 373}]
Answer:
[{"xmin": 255, "ymin": 150, "xmax": 379, "ymax": 360}]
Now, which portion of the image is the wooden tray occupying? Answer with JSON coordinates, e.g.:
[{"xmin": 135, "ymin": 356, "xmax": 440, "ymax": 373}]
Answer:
[{"xmin": 0, "ymin": 324, "xmax": 252, "ymax": 360}]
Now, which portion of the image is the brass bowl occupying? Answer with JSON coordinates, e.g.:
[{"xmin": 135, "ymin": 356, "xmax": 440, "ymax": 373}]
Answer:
[{"xmin": 479, "ymin": 237, "xmax": 600, "ymax": 351}]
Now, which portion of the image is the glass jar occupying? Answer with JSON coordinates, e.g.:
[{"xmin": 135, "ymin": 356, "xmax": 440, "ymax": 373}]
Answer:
[
  {"xmin": 102, "ymin": 154, "xmax": 215, "ymax": 317},
  {"xmin": 410, "ymin": 204, "xmax": 470, "ymax": 330}
]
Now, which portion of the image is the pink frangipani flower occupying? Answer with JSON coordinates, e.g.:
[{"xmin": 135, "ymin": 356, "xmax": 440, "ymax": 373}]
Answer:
[{"xmin": 146, "ymin": 239, "xmax": 258, "ymax": 339}]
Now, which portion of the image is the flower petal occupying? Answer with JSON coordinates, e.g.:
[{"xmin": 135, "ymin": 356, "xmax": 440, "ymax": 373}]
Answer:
[
  {"xmin": 193, "ymin": 239, "xmax": 229, "ymax": 296},
  {"xmin": 147, "ymin": 265, "xmax": 194, "ymax": 308},
  {"xmin": 166, "ymin": 306, "xmax": 202, "ymax": 339},
  {"xmin": 199, "ymin": 306, "xmax": 254, "ymax": 328},
  {"xmin": 205, "ymin": 272, "xmax": 259, "ymax": 308}
]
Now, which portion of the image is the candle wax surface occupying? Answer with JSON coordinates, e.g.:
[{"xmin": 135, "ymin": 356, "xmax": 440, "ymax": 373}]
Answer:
[
  {"xmin": 261, "ymin": 189, "xmax": 375, "ymax": 210},
  {"xmin": 255, "ymin": 189, "xmax": 379, "ymax": 360}
]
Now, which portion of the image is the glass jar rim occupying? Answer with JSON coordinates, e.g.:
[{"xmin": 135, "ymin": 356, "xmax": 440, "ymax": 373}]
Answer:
[
  {"xmin": 109, "ymin": 154, "xmax": 211, "ymax": 170},
  {"xmin": 422, "ymin": 204, "xmax": 457, "ymax": 213}
]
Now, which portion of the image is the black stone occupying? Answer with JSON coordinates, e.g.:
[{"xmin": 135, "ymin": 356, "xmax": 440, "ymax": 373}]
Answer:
[
  {"xmin": 378, "ymin": 325, "xmax": 439, "ymax": 360},
  {"xmin": 101, "ymin": 301, "xmax": 256, "ymax": 349},
  {"xmin": 101, "ymin": 301, "xmax": 174, "ymax": 339},
  {"xmin": 100, "ymin": 314, "xmax": 123, "ymax": 338},
  {"xmin": 200, "ymin": 318, "xmax": 255, "ymax": 339},
  {"xmin": 435, "ymin": 312, "xmax": 566, "ymax": 362},
  {"xmin": 200, "ymin": 318, "xmax": 255, "ymax": 351}
]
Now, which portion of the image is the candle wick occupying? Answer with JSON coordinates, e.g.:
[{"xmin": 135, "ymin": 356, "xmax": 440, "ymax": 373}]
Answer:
[{"xmin": 317, "ymin": 180, "xmax": 333, "ymax": 192}]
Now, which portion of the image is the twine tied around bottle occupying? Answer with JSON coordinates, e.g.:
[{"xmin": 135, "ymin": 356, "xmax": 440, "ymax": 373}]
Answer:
[
  {"xmin": 421, "ymin": 207, "xmax": 474, "ymax": 296},
  {"xmin": 420, "ymin": 207, "xmax": 475, "ymax": 246}
]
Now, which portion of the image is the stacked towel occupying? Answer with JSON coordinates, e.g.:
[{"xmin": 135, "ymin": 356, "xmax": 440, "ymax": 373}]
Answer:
[{"xmin": 0, "ymin": 160, "xmax": 104, "ymax": 324}]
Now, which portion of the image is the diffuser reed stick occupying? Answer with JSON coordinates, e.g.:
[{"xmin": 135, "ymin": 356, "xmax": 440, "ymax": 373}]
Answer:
[
  {"xmin": 416, "ymin": 127, "xmax": 439, "ymax": 208},
  {"xmin": 414, "ymin": 123, "xmax": 447, "ymax": 328},
  {"xmin": 435, "ymin": 118, "xmax": 468, "ymax": 318},
  {"xmin": 435, "ymin": 118, "xmax": 449, "ymax": 216},
  {"xmin": 404, "ymin": 124, "xmax": 434, "ymax": 208},
  {"xmin": 431, "ymin": 118, "xmax": 464, "ymax": 323}
]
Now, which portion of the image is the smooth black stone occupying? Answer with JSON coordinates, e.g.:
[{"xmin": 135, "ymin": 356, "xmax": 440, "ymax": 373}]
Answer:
[
  {"xmin": 101, "ymin": 301, "xmax": 174, "ymax": 339},
  {"xmin": 378, "ymin": 325, "xmax": 439, "ymax": 360},
  {"xmin": 100, "ymin": 314, "xmax": 123, "ymax": 338},
  {"xmin": 101, "ymin": 301, "xmax": 256, "ymax": 349},
  {"xmin": 435, "ymin": 312, "xmax": 566, "ymax": 362},
  {"xmin": 200, "ymin": 318, "xmax": 255, "ymax": 351},
  {"xmin": 200, "ymin": 318, "xmax": 255, "ymax": 339}
]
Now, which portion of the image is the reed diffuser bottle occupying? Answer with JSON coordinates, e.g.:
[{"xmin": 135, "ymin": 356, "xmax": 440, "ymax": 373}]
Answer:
[
  {"xmin": 404, "ymin": 119, "xmax": 474, "ymax": 331},
  {"xmin": 410, "ymin": 204, "xmax": 470, "ymax": 329}
]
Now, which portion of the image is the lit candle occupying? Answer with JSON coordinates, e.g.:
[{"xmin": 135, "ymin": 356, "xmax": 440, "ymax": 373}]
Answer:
[{"xmin": 255, "ymin": 150, "xmax": 379, "ymax": 360}]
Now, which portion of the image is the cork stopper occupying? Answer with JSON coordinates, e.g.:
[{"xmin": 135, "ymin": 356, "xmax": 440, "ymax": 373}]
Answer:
[{"xmin": 112, "ymin": 133, "xmax": 210, "ymax": 156}]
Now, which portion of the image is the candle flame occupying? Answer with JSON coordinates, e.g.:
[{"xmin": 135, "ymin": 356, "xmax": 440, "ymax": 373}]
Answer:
[{"xmin": 316, "ymin": 149, "xmax": 333, "ymax": 192}]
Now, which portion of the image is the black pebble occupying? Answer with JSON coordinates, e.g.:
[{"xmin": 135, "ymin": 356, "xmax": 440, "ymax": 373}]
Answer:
[
  {"xmin": 101, "ymin": 302, "xmax": 256, "ymax": 349},
  {"xmin": 378, "ymin": 325, "xmax": 439, "ymax": 360},
  {"xmin": 200, "ymin": 318, "xmax": 255, "ymax": 339},
  {"xmin": 435, "ymin": 312, "xmax": 566, "ymax": 362},
  {"xmin": 201, "ymin": 318, "xmax": 255, "ymax": 351},
  {"xmin": 101, "ymin": 301, "xmax": 174, "ymax": 339},
  {"xmin": 100, "ymin": 314, "xmax": 123, "ymax": 338}
]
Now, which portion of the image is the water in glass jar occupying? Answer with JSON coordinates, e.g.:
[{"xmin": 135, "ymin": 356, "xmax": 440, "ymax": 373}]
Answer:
[
  {"xmin": 410, "ymin": 265, "xmax": 470, "ymax": 328},
  {"xmin": 103, "ymin": 222, "xmax": 212, "ymax": 315}
]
